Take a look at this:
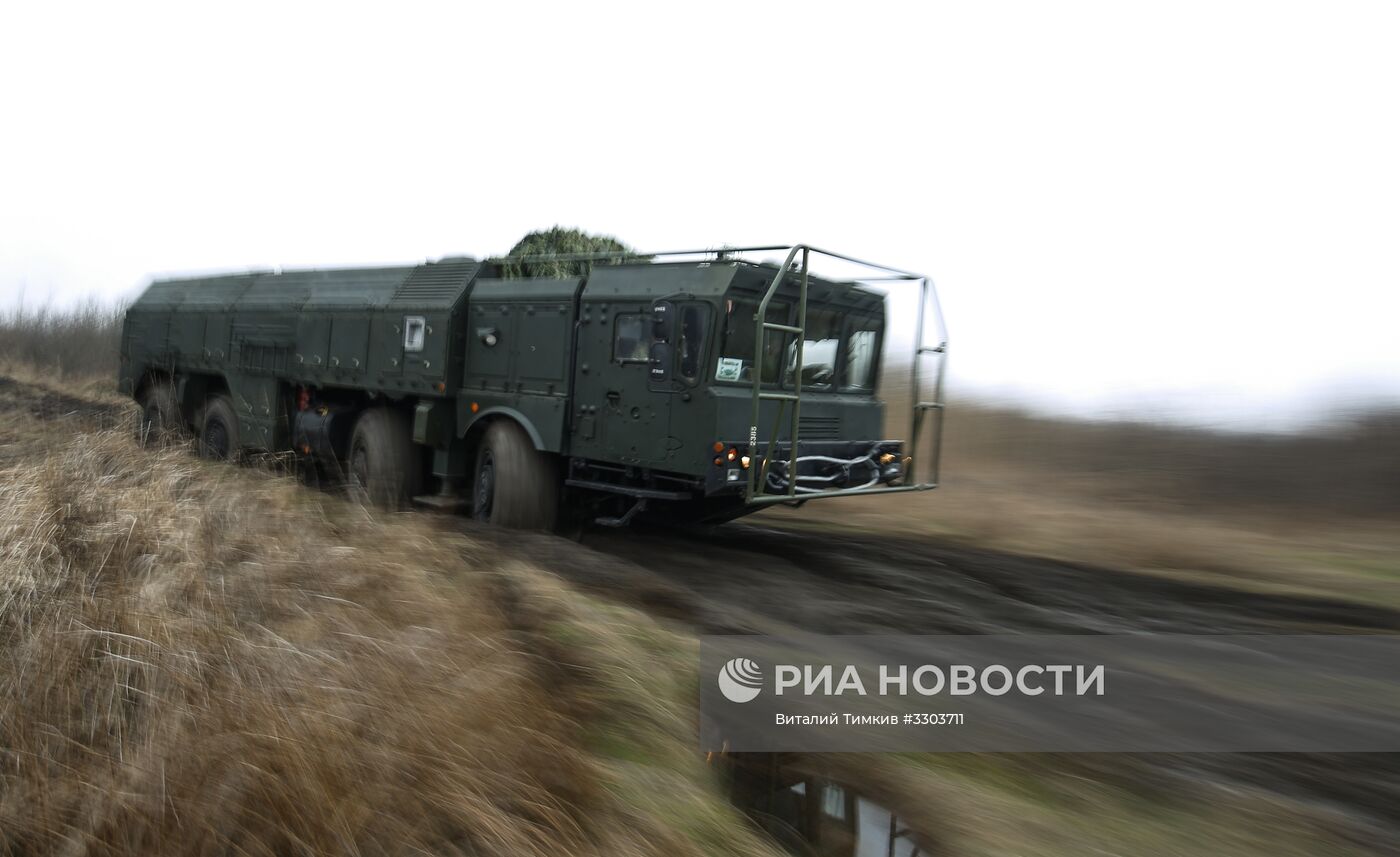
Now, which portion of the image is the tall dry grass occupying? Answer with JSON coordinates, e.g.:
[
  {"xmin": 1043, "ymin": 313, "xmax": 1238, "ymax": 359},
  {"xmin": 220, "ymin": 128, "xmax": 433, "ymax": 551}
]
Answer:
[
  {"xmin": 877, "ymin": 363, "xmax": 1400, "ymax": 521},
  {"xmin": 940, "ymin": 400, "xmax": 1400, "ymax": 519},
  {"xmin": 0, "ymin": 418, "xmax": 773, "ymax": 857}
]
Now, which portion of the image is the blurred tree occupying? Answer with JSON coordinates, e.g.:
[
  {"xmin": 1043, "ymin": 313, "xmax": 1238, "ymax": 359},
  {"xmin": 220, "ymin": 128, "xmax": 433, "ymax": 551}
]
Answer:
[{"xmin": 499, "ymin": 226, "xmax": 646, "ymax": 279}]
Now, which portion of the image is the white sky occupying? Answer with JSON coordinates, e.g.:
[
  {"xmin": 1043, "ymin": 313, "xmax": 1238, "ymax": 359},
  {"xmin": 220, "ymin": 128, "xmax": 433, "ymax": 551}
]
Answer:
[{"xmin": 2, "ymin": 1, "xmax": 1397, "ymax": 428}]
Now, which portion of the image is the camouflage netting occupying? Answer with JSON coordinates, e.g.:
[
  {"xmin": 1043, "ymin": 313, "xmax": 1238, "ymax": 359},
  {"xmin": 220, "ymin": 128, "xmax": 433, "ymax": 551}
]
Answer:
[{"xmin": 499, "ymin": 226, "xmax": 647, "ymax": 279}]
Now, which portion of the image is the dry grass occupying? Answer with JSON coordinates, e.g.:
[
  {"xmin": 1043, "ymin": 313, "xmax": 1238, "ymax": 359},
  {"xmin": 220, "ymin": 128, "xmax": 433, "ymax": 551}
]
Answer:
[
  {"xmin": 780, "ymin": 453, "xmax": 1400, "ymax": 608},
  {"xmin": 940, "ymin": 398, "xmax": 1400, "ymax": 519},
  {"xmin": 0, "ymin": 407, "xmax": 777, "ymax": 857},
  {"xmin": 0, "ymin": 404, "xmax": 1377, "ymax": 857},
  {"xmin": 782, "ymin": 384, "xmax": 1400, "ymax": 607}
]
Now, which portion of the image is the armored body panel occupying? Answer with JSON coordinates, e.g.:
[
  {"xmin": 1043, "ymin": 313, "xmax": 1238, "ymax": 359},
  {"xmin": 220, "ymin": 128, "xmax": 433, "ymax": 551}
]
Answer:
[
  {"xmin": 122, "ymin": 259, "xmax": 475, "ymax": 396},
  {"xmin": 457, "ymin": 276, "xmax": 584, "ymax": 452},
  {"xmin": 122, "ymin": 259, "xmax": 477, "ymax": 449}
]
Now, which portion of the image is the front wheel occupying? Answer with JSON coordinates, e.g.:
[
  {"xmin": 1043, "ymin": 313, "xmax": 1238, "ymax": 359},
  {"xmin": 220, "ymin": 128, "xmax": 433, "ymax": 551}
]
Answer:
[
  {"xmin": 472, "ymin": 420, "xmax": 559, "ymax": 530},
  {"xmin": 136, "ymin": 382, "xmax": 183, "ymax": 447}
]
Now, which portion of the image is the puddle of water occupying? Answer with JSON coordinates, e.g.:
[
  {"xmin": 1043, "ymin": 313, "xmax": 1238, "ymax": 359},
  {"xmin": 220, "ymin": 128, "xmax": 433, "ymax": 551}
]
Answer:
[
  {"xmin": 712, "ymin": 752, "xmax": 921, "ymax": 857},
  {"xmin": 856, "ymin": 798, "xmax": 920, "ymax": 857}
]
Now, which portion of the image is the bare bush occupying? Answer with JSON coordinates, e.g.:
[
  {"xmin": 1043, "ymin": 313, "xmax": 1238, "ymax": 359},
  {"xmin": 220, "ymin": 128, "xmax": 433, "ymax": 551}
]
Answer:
[{"xmin": 0, "ymin": 298, "xmax": 125, "ymax": 379}]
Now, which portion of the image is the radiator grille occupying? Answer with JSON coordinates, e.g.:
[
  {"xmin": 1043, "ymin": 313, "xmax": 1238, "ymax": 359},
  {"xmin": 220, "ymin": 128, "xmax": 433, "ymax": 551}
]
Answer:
[
  {"xmin": 389, "ymin": 258, "xmax": 479, "ymax": 305},
  {"xmin": 236, "ymin": 342, "xmax": 292, "ymax": 374},
  {"xmin": 798, "ymin": 414, "xmax": 842, "ymax": 440}
]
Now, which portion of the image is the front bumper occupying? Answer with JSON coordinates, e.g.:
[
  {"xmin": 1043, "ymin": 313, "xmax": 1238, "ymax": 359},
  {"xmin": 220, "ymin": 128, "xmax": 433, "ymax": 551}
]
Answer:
[{"xmin": 703, "ymin": 439, "xmax": 905, "ymax": 497}]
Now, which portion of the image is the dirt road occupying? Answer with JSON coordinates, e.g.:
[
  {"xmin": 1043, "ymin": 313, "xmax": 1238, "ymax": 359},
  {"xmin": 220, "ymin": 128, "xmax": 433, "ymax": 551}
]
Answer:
[{"xmin": 457, "ymin": 520, "xmax": 1400, "ymax": 853}]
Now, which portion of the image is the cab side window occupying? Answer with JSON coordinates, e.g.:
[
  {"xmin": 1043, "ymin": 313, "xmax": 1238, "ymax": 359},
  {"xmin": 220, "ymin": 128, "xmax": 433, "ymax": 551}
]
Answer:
[{"xmin": 613, "ymin": 314, "xmax": 650, "ymax": 362}]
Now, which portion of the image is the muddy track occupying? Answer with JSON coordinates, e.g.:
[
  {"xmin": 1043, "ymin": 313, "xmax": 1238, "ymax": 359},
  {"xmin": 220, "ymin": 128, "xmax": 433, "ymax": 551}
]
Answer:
[
  {"xmin": 9, "ymin": 375, "xmax": 1400, "ymax": 852},
  {"xmin": 0, "ymin": 375, "xmax": 126, "ymax": 424},
  {"xmin": 455, "ymin": 520, "xmax": 1400, "ymax": 852},
  {"xmin": 453, "ymin": 519, "xmax": 1400, "ymax": 637}
]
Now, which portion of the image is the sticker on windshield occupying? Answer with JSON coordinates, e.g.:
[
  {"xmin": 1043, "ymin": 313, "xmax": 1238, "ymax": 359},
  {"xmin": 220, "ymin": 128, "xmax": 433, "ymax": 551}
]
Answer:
[{"xmin": 716, "ymin": 357, "xmax": 744, "ymax": 382}]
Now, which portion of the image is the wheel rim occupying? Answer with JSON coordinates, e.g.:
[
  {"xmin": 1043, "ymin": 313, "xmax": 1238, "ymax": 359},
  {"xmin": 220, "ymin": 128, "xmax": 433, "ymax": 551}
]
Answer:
[
  {"xmin": 204, "ymin": 417, "xmax": 230, "ymax": 459},
  {"xmin": 141, "ymin": 402, "xmax": 161, "ymax": 442},
  {"xmin": 350, "ymin": 444, "xmax": 370, "ymax": 495},
  {"xmin": 474, "ymin": 449, "xmax": 495, "ymax": 522}
]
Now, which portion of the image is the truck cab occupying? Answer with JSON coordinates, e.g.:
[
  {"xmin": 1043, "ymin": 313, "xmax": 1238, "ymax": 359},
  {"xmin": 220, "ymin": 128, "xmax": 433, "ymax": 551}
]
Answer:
[{"xmin": 562, "ymin": 258, "xmax": 911, "ymax": 524}]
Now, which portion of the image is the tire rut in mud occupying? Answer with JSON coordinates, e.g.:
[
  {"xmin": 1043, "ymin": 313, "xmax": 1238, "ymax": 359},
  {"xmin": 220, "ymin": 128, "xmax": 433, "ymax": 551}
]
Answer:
[
  {"xmin": 465, "ymin": 519, "xmax": 1400, "ymax": 854},
  {"xmin": 572, "ymin": 521, "xmax": 1400, "ymax": 635},
  {"xmin": 0, "ymin": 375, "xmax": 127, "ymax": 424}
]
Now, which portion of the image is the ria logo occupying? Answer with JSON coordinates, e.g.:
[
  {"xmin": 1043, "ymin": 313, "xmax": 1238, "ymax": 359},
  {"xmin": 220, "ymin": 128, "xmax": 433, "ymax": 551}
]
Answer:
[{"xmin": 718, "ymin": 658, "xmax": 764, "ymax": 703}]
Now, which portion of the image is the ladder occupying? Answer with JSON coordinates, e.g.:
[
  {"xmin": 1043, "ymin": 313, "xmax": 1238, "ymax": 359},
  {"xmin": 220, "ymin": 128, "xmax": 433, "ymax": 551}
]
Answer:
[{"xmin": 743, "ymin": 244, "xmax": 947, "ymax": 507}]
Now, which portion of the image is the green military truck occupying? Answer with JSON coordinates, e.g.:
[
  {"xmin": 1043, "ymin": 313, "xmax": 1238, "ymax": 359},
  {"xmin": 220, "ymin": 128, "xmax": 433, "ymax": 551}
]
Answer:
[{"xmin": 120, "ymin": 244, "xmax": 947, "ymax": 529}]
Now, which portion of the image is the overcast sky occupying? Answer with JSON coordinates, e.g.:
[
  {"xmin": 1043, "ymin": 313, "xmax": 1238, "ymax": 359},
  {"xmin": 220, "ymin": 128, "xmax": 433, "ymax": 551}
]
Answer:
[{"xmin": 2, "ymin": 2, "xmax": 1396, "ymax": 428}]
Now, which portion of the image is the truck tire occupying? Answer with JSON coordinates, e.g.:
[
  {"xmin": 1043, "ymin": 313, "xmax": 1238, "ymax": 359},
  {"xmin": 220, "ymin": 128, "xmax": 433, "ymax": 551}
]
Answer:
[
  {"xmin": 347, "ymin": 407, "xmax": 420, "ymax": 510},
  {"xmin": 137, "ymin": 382, "xmax": 182, "ymax": 447},
  {"xmin": 198, "ymin": 395, "xmax": 240, "ymax": 461},
  {"xmin": 472, "ymin": 420, "xmax": 559, "ymax": 530}
]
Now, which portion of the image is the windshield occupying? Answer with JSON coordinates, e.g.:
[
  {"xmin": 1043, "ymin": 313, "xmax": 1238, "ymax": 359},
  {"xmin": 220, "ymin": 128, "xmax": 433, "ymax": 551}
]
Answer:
[
  {"xmin": 843, "ymin": 315, "xmax": 882, "ymax": 391},
  {"xmin": 715, "ymin": 298, "xmax": 883, "ymax": 392},
  {"xmin": 784, "ymin": 308, "xmax": 843, "ymax": 390},
  {"xmin": 715, "ymin": 299, "xmax": 790, "ymax": 384}
]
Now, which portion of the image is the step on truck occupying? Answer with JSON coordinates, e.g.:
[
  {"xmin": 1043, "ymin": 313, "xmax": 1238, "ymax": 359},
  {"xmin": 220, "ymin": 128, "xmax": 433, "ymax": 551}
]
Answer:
[{"xmin": 120, "ymin": 245, "xmax": 948, "ymax": 529}]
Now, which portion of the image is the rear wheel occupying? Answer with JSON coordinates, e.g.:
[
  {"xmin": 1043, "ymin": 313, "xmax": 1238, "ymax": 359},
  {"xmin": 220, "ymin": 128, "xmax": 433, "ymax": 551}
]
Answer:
[
  {"xmin": 347, "ymin": 407, "xmax": 420, "ymax": 510},
  {"xmin": 136, "ymin": 382, "xmax": 182, "ymax": 446},
  {"xmin": 472, "ymin": 420, "xmax": 558, "ymax": 530},
  {"xmin": 198, "ymin": 395, "xmax": 240, "ymax": 461}
]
